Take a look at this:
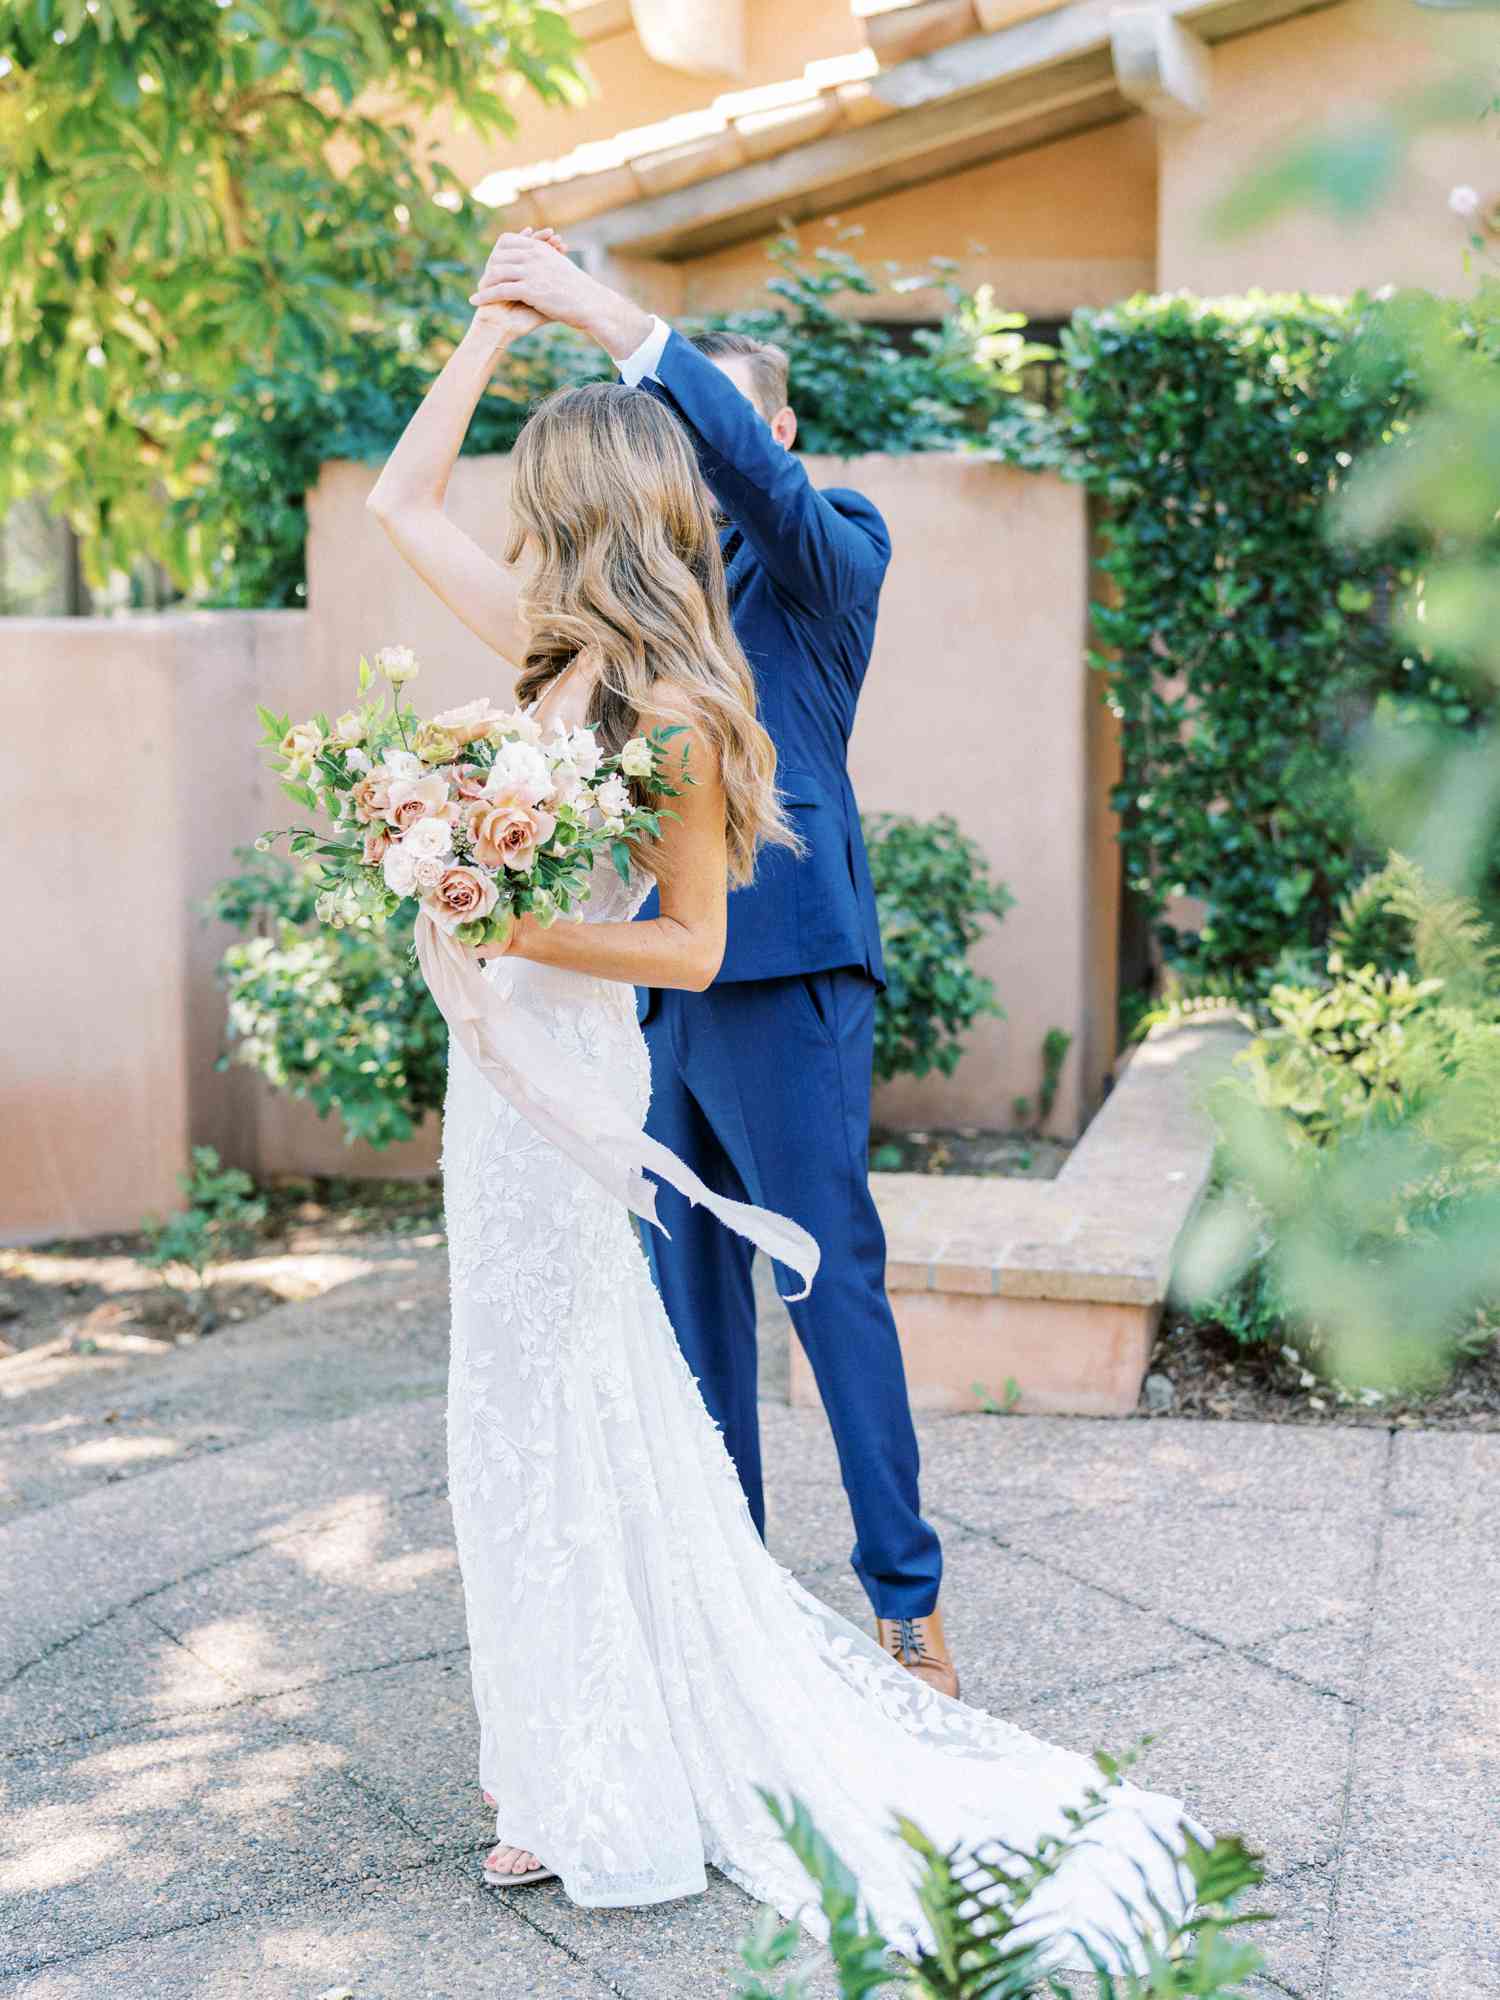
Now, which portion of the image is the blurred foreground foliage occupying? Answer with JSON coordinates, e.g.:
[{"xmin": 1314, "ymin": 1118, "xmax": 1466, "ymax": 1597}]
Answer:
[
  {"xmin": 1174, "ymin": 53, "xmax": 1500, "ymax": 1393},
  {"xmin": 737, "ymin": 1754, "xmax": 1267, "ymax": 1999}
]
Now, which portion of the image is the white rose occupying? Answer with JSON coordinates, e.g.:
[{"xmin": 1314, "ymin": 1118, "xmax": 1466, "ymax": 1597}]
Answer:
[
  {"xmin": 334, "ymin": 710, "xmax": 365, "ymax": 746},
  {"xmin": 382, "ymin": 843, "xmax": 420, "ymax": 896},
  {"xmin": 619, "ymin": 735, "xmax": 653, "ymax": 780},
  {"xmin": 595, "ymin": 774, "xmax": 631, "ymax": 826},
  {"xmin": 345, "ymin": 746, "xmax": 371, "ymax": 776},
  {"xmin": 485, "ymin": 738, "xmax": 552, "ymax": 807},
  {"xmin": 375, "ymin": 644, "xmax": 419, "ymax": 685},
  {"xmin": 1449, "ymin": 184, "xmax": 1481, "ymax": 219},
  {"xmin": 402, "ymin": 814, "xmax": 454, "ymax": 862},
  {"xmin": 562, "ymin": 724, "xmax": 602, "ymax": 781},
  {"xmin": 380, "ymin": 750, "xmax": 424, "ymax": 783},
  {"xmin": 414, "ymin": 856, "xmax": 446, "ymax": 889},
  {"xmin": 546, "ymin": 756, "xmax": 585, "ymax": 806}
]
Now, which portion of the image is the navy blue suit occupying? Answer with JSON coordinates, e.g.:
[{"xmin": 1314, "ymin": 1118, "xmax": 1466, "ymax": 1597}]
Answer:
[{"xmin": 635, "ymin": 332, "xmax": 942, "ymax": 1618}]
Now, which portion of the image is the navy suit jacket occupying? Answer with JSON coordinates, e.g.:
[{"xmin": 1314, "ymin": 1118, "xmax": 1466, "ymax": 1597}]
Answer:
[{"xmin": 636, "ymin": 330, "xmax": 889, "ymax": 987}]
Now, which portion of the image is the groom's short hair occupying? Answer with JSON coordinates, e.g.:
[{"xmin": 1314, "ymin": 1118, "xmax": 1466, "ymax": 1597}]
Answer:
[{"xmin": 690, "ymin": 331, "xmax": 790, "ymax": 421}]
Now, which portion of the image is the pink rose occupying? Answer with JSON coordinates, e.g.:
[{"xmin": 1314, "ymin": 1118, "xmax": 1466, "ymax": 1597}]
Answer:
[
  {"xmin": 362, "ymin": 826, "xmax": 390, "ymax": 865},
  {"xmin": 468, "ymin": 791, "xmax": 557, "ymax": 873},
  {"xmin": 433, "ymin": 697, "xmax": 506, "ymax": 746},
  {"xmin": 424, "ymin": 865, "xmax": 498, "ymax": 934},
  {"xmin": 388, "ymin": 772, "xmax": 456, "ymax": 833},
  {"xmin": 352, "ymin": 773, "xmax": 392, "ymax": 824},
  {"xmin": 449, "ymin": 763, "xmax": 489, "ymax": 800}
]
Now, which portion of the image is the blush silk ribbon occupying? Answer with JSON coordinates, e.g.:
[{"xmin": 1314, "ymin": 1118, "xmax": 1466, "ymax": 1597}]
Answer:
[{"xmin": 414, "ymin": 912, "xmax": 820, "ymax": 1301}]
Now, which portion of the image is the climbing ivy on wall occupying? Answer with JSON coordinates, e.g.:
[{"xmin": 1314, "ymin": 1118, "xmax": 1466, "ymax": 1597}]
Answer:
[{"xmin": 1023, "ymin": 290, "xmax": 1498, "ymax": 995}]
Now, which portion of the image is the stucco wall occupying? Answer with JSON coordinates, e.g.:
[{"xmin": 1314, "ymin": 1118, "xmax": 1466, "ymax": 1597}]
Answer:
[
  {"xmin": 305, "ymin": 452, "xmax": 1108, "ymax": 1141},
  {"xmin": 1, "ymin": 611, "xmax": 314, "ymax": 1243},
  {"xmin": 1158, "ymin": 0, "xmax": 1489, "ymax": 298}
]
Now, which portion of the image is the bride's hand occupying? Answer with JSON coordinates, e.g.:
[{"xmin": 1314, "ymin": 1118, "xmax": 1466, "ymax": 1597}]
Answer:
[
  {"xmin": 470, "ymin": 225, "xmax": 567, "ymax": 339},
  {"xmin": 473, "ymin": 915, "xmax": 532, "ymax": 964}
]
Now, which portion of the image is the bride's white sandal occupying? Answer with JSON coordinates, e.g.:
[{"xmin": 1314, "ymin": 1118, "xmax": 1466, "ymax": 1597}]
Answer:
[{"xmin": 480, "ymin": 1792, "xmax": 555, "ymax": 1887}]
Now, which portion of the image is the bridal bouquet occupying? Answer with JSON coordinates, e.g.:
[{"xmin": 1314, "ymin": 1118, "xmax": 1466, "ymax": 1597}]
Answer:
[{"xmin": 256, "ymin": 645, "xmax": 685, "ymax": 950}]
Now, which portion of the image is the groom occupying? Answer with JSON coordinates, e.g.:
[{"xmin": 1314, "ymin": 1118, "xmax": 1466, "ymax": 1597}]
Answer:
[{"xmin": 471, "ymin": 235, "xmax": 955, "ymax": 1695}]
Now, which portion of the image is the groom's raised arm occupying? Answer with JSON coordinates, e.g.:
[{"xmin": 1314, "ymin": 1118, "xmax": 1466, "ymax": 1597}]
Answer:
[
  {"xmin": 464, "ymin": 237, "xmax": 890, "ymax": 618},
  {"xmin": 630, "ymin": 326, "xmax": 890, "ymax": 618}
]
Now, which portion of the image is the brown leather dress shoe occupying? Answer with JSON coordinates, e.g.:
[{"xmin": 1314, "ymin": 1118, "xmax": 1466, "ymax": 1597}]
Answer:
[{"xmin": 876, "ymin": 1608, "xmax": 960, "ymax": 1700}]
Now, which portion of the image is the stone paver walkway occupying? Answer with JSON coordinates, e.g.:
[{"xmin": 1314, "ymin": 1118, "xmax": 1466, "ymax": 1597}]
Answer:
[{"xmin": 1, "ymin": 1252, "xmax": 1496, "ymax": 1999}]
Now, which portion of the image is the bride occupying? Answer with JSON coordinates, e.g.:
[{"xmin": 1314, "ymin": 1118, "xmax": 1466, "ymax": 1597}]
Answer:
[{"xmin": 367, "ymin": 239, "xmax": 1198, "ymax": 1966}]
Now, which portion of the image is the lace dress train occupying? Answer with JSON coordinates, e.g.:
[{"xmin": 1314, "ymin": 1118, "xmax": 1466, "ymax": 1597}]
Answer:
[{"xmin": 441, "ymin": 865, "xmax": 1198, "ymax": 1968}]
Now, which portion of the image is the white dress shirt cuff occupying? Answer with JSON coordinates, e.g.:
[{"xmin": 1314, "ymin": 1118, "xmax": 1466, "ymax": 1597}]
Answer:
[{"xmin": 616, "ymin": 316, "xmax": 672, "ymax": 388}]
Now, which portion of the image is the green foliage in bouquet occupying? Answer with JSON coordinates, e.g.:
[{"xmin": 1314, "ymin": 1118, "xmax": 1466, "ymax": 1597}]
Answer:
[
  {"xmin": 736, "ymin": 1753, "xmax": 1267, "ymax": 1999},
  {"xmin": 863, "ymin": 813, "xmax": 1014, "ymax": 1084},
  {"xmin": 1182, "ymin": 856, "xmax": 1500, "ymax": 1381},
  {"xmin": 140, "ymin": 1147, "xmax": 268, "ymax": 1330},
  {"xmin": 211, "ymin": 849, "xmax": 446, "ymax": 1149}
]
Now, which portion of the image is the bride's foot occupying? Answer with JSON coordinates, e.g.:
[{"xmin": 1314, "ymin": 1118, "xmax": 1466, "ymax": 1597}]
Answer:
[
  {"xmin": 483, "ymin": 1843, "xmax": 554, "ymax": 1887},
  {"xmin": 876, "ymin": 1607, "xmax": 960, "ymax": 1700}
]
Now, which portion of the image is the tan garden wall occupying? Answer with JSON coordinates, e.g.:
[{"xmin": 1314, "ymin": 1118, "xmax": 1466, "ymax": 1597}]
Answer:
[
  {"xmin": 1, "ymin": 454, "xmax": 1106, "ymax": 1240},
  {"xmin": 305, "ymin": 452, "xmax": 1111, "ymax": 1142}
]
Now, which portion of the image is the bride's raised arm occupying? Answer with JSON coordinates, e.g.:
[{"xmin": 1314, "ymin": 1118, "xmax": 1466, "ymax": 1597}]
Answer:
[{"xmin": 367, "ymin": 232, "xmax": 561, "ymax": 668}]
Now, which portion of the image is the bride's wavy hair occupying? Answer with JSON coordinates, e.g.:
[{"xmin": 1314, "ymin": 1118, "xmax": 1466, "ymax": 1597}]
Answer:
[{"xmin": 506, "ymin": 382, "xmax": 797, "ymax": 887}]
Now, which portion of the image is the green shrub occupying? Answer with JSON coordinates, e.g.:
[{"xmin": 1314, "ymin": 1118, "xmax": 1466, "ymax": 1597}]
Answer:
[
  {"xmin": 863, "ymin": 813, "xmax": 1014, "ymax": 1084},
  {"xmin": 176, "ymin": 230, "xmax": 1044, "ymax": 607},
  {"xmin": 1187, "ymin": 854, "xmax": 1500, "ymax": 1380},
  {"xmin": 1027, "ymin": 290, "xmax": 1499, "ymax": 997},
  {"xmin": 212, "ymin": 814, "xmax": 1009, "ymax": 1149},
  {"xmin": 738, "ymin": 1753, "xmax": 1266, "ymax": 1998},
  {"xmin": 140, "ymin": 1147, "xmax": 267, "ymax": 1330},
  {"xmin": 210, "ymin": 850, "xmax": 446, "ymax": 1148}
]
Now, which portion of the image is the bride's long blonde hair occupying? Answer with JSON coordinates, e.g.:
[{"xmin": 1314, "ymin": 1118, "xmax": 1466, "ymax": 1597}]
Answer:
[{"xmin": 506, "ymin": 382, "xmax": 796, "ymax": 886}]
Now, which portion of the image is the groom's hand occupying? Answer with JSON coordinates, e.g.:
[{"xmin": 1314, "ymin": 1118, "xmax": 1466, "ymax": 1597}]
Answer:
[{"xmin": 469, "ymin": 232, "xmax": 653, "ymax": 362}]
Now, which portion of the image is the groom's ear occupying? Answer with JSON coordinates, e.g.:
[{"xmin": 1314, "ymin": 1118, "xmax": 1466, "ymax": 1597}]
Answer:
[{"xmin": 770, "ymin": 406, "xmax": 797, "ymax": 452}]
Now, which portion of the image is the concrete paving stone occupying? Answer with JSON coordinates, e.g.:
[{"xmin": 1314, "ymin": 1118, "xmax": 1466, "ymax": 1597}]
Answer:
[
  {"xmin": 146, "ymin": 1491, "xmax": 466, "ymax": 1698},
  {"xmin": 1250, "ymin": 1869, "xmax": 1335, "ymax": 1999},
  {"xmin": 2, "ymin": 1861, "xmax": 616, "ymax": 2000},
  {"xmin": 0, "ymin": 1246, "xmax": 451, "ymax": 1523},
  {"xmin": 915, "ymin": 1415, "xmax": 1387, "ymax": 1537},
  {"xmin": 0, "ymin": 1707, "xmax": 431, "ymax": 1978},
  {"xmin": 1386, "ymin": 1426, "xmax": 1500, "ymax": 1527},
  {"xmin": 519, "ymin": 1870, "xmax": 840, "ymax": 2000},
  {"xmin": 799, "ymin": 1533, "xmax": 1197, "ymax": 1717},
  {"xmin": 1243, "ymin": 1617, "xmax": 1367, "ymax": 1706},
  {"xmin": 260, "ymin": 1654, "xmax": 481, "ymax": 1855},
  {"xmin": 1326, "ymin": 1842, "xmax": 1500, "ymax": 2000},
  {"xmin": 1023, "ymin": 1653, "xmax": 1353, "ymax": 1879},
  {"xmin": 0, "ymin": 1397, "xmax": 449, "ymax": 1679},
  {"xmin": 0, "ymin": 1604, "xmax": 241, "ymax": 1757},
  {"xmin": 756, "ymin": 1394, "xmax": 841, "ymax": 1491},
  {"xmin": 763, "ymin": 1477, "xmax": 862, "ymax": 1578},
  {"xmin": 1343, "ymin": 1710, "xmax": 1500, "ymax": 1863},
  {"xmin": 1362, "ymin": 1496, "xmax": 1500, "ymax": 1739},
  {"xmin": 1000, "ymin": 1493, "xmax": 1379, "ymax": 1651}
]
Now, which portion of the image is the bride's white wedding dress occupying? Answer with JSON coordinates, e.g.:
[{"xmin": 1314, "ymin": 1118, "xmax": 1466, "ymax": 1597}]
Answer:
[{"xmin": 440, "ymin": 854, "xmax": 1198, "ymax": 1967}]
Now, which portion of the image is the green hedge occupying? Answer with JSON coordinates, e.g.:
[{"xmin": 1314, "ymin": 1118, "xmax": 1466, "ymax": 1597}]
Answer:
[{"xmin": 1017, "ymin": 290, "xmax": 1497, "ymax": 996}]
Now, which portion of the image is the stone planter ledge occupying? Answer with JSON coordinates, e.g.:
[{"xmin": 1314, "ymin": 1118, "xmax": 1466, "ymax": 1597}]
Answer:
[{"xmin": 789, "ymin": 1018, "xmax": 1248, "ymax": 1419}]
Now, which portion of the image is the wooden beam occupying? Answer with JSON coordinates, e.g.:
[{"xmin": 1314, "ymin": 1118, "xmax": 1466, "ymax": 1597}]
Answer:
[{"xmin": 1110, "ymin": 7, "xmax": 1211, "ymax": 118}]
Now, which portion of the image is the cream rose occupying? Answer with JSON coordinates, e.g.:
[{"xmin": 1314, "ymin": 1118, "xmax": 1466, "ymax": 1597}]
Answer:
[
  {"xmin": 424, "ymin": 865, "xmax": 498, "ymax": 934},
  {"xmin": 334, "ymin": 710, "xmax": 365, "ymax": 746},
  {"xmin": 279, "ymin": 720, "xmax": 324, "ymax": 773},
  {"xmin": 414, "ymin": 856, "xmax": 446, "ymax": 890},
  {"xmin": 352, "ymin": 772, "xmax": 393, "ymax": 824},
  {"xmin": 387, "ymin": 772, "xmax": 456, "ymax": 832},
  {"xmin": 450, "ymin": 763, "xmax": 489, "ymax": 800},
  {"xmin": 468, "ymin": 793, "xmax": 557, "ymax": 873},
  {"xmin": 619, "ymin": 735, "xmax": 653, "ymax": 780},
  {"xmin": 375, "ymin": 644, "xmax": 419, "ymax": 686},
  {"xmin": 433, "ymin": 697, "xmax": 506, "ymax": 746},
  {"xmin": 381, "ymin": 750, "xmax": 424, "ymax": 783}
]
